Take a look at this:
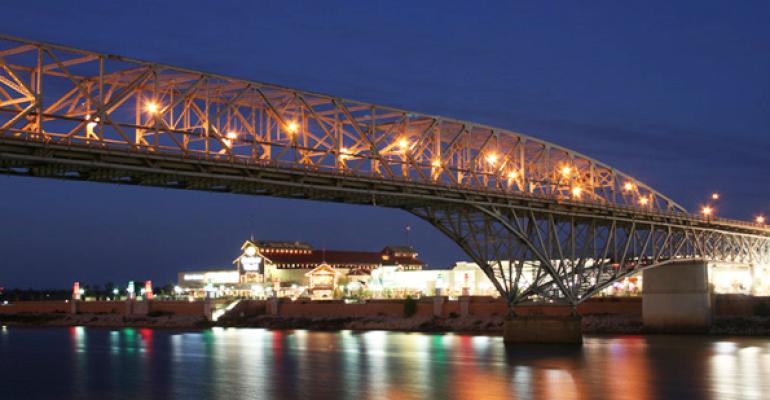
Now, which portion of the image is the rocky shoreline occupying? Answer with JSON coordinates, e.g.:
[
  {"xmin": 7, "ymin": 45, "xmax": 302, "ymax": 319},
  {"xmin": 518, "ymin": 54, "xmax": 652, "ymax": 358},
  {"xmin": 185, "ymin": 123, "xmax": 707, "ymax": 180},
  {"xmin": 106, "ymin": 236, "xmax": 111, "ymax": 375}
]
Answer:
[{"xmin": 2, "ymin": 313, "xmax": 770, "ymax": 336}]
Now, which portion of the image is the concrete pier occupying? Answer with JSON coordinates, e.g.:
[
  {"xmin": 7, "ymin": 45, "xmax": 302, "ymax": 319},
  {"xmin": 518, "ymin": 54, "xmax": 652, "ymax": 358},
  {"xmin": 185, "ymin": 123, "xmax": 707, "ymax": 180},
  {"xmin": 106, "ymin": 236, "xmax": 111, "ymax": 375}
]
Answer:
[
  {"xmin": 643, "ymin": 262, "xmax": 711, "ymax": 333},
  {"xmin": 503, "ymin": 315, "xmax": 583, "ymax": 344}
]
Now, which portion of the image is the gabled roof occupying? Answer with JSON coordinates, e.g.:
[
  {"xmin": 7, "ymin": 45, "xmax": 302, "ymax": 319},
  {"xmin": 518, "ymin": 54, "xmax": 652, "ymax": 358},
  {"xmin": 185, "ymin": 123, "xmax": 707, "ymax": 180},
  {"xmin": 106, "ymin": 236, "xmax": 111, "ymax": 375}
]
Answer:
[
  {"xmin": 383, "ymin": 245, "xmax": 417, "ymax": 254},
  {"xmin": 245, "ymin": 240, "xmax": 312, "ymax": 251},
  {"xmin": 347, "ymin": 268, "xmax": 372, "ymax": 276},
  {"xmin": 235, "ymin": 240, "xmax": 425, "ymax": 269},
  {"xmin": 261, "ymin": 249, "xmax": 423, "ymax": 268},
  {"xmin": 305, "ymin": 263, "xmax": 338, "ymax": 276}
]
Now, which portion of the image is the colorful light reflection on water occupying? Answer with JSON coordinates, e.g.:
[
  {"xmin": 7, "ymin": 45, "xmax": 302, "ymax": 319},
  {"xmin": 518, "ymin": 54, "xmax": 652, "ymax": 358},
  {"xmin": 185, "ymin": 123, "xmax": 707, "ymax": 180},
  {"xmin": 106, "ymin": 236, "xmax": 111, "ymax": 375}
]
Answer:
[{"xmin": 0, "ymin": 328, "xmax": 769, "ymax": 399}]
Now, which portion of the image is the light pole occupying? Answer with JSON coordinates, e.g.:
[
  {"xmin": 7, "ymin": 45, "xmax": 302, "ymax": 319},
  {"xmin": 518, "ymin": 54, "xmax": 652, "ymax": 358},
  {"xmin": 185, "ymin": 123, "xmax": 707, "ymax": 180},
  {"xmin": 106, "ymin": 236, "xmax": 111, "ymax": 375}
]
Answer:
[{"xmin": 405, "ymin": 225, "xmax": 411, "ymax": 247}]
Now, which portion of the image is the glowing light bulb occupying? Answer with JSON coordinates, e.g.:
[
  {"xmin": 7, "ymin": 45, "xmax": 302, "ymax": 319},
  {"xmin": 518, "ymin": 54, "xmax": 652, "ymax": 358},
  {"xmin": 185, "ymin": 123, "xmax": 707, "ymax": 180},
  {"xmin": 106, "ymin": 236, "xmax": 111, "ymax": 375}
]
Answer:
[
  {"xmin": 85, "ymin": 115, "xmax": 99, "ymax": 131},
  {"xmin": 226, "ymin": 131, "xmax": 238, "ymax": 140},
  {"xmin": 561, "ymin": 166, "xmax": 572, "ymax": 176},
  {"xmin": 145, "ymin": 101, "xmax": 159, "ymax": 114},
  {"xmin": 571, "ymin": 186, "xmax": 582, "ymax": 198},
  {"xmin": 397, "ymin": 138, "xmax": 409, "ymax": 150},
  {"xmin": 623, "ymin": 182, "xmax": 634, "ymax": 191},
  {"xmin": 756, "ymin": 215, "xmax": 765, "ymax": 224},
  {"xmin": 286, "ymin": 121, "xmax": 299, "ymax": 134},
  {"xmin": 485, "ymin": 153, "xmax": 498, "ymax": 165},
  {"xmin": 639, "ymin": 197, "xmax": 649, "ymax": 206},
  {"xmin": 507, "ymin": 170, "xmax": 519, "ymax": 180},
  {"xmin": 702, "ymin": 206, "xmax": 713, "ymax": 216},
  {"xmin": 431, "ymin": 159, "xmax": 441, "ymax": 168},
  {"xmin": 711, "ymin": 193, "xmax": 720, "ymax": 200}
]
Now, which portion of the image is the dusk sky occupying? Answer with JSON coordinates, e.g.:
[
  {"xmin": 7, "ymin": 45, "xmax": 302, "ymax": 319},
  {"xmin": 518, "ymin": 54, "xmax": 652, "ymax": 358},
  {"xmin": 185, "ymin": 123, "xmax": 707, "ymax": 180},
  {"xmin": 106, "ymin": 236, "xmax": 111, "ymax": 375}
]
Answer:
[{"xmin": 1, "ymin": 1, "xmax": 769, "ymax": 288}]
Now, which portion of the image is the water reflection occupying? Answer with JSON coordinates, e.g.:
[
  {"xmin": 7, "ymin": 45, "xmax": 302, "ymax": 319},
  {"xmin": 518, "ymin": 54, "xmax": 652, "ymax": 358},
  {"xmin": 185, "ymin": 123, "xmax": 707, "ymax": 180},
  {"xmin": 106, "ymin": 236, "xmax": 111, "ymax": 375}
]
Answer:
[
  {"xmin": 0, "ymin": 328, "xmax": 768, "ymax": 399},
  {"xmin": 709, "ymin": 339, "xmax": 770, "ymax": 400}
]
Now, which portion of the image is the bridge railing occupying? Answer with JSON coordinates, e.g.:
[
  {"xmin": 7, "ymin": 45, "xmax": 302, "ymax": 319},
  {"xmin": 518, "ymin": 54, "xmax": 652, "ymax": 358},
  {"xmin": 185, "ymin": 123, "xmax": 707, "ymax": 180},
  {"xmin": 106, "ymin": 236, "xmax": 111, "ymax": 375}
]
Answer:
[{"xmin": 5, "ymin": 132, "xmax": 767, "ymax": 236}]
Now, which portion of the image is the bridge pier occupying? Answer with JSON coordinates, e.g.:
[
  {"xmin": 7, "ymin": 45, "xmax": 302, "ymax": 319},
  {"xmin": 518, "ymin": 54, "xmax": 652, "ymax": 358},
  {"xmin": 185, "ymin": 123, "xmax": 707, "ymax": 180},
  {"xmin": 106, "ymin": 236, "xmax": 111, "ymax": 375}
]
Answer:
[
  {"xmin": 503, "ymin": 314, "xmax": 583, "ymax": 344},
  {"xmin": 642, "ymin": 261, "xmax": 711, "ymax": 333},
  {"xmin": 503, "ymin": 315, "xmax": 583, "ymax": 344}
]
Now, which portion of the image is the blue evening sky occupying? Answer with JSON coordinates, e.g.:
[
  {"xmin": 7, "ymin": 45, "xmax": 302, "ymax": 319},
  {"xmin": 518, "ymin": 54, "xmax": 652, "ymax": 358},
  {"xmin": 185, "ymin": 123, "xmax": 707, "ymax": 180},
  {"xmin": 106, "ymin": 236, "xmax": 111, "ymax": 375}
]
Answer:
[{"xmin": 1, "ymin": 1, "xmax": 768, "ymax": 287}]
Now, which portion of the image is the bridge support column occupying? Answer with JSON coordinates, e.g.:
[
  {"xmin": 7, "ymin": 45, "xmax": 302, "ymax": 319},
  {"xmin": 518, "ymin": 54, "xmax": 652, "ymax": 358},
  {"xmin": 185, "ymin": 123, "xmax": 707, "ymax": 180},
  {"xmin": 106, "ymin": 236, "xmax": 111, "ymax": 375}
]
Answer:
[
  {"xmin": 503, "ymin": 315, "xmax": 583, "ymax": 344},
  {"xmin": 643, "ymin": 262, "xmax": 711, "ymax": 333}
]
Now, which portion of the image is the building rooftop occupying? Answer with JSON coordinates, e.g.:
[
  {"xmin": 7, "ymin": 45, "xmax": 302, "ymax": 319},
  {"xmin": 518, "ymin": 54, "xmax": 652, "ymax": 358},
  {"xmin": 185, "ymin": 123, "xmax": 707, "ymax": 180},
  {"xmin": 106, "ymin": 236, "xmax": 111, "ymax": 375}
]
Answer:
[{"xmin": 262, "ymin": 249, "xmax": 423, "ymax": 268}]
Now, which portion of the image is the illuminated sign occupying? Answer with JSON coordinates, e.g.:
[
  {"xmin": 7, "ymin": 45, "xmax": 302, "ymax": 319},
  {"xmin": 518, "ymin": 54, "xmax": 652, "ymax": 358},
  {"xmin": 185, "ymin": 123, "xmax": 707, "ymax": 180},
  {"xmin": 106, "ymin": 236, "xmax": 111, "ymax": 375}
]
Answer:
[
  {"xmin": 241, "ymin": 256, "xmax": 263, "ymax": 272},
  {"xmin": 204, "ymin": 271, "xmax": 239, "ymax": 284},
  {"xmin": 184, "ymin": 274, "xmax": 205, "ymax": 281}
]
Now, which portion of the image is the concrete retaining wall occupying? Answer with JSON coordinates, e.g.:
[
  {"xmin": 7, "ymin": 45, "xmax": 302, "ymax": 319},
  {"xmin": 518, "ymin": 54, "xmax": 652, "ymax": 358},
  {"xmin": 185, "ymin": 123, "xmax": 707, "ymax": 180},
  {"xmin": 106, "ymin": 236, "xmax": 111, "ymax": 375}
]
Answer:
[
  {"xmin": 150, "ymin": 301, "xmax": 206, "ymax": 316},
  {"xmin": 0, "ymin": 297, "xmax": 646, "ymax": 318},
  {"xmin": 0, "ymin": 301, "xmax": 69, "ymax": 314},
  {"xmin": 78, "ymin": 301, "xmax": 124, "ymax": 315},
  {"xmin": 714, "ymin": 295, "xmax": 770, "ymax": 316},
  {"xmin": 5, "ymin": 294, "xmax": 760, "ymax": 320}
]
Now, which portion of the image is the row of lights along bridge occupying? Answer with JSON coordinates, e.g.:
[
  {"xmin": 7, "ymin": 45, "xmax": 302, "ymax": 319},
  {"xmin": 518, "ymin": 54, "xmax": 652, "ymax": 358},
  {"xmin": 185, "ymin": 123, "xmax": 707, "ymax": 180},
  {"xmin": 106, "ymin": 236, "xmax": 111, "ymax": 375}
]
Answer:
[{"xmin": 141, "ymin": 100, "xmax": 765, "ymax": 224}]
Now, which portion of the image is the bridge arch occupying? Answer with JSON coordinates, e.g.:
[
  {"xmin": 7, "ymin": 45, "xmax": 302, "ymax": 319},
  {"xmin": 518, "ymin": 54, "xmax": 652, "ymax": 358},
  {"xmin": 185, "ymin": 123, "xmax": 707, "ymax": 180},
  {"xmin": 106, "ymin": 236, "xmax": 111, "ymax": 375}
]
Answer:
[{"xmin": 0, "ymin": 35, "xmax": 768, "ymax": 307}]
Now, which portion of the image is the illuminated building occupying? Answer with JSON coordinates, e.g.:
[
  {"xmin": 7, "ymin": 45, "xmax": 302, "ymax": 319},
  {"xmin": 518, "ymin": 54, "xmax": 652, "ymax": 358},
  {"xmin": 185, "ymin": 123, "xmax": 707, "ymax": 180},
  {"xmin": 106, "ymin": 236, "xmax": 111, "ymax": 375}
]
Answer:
[
  {"xmin": 178, "ymin": 239, "xmax": 770, "ymax": 299},
  {"xmin": 177, "ymin": 270, "xmax": 241, "ymax": 298},
  {"xmin": 178, "ymin": 239, "xmax": 424, "ymax": 298},
  {"xmin": 234, "ymin": 240, "xmax": 423, "ymax": 285}
]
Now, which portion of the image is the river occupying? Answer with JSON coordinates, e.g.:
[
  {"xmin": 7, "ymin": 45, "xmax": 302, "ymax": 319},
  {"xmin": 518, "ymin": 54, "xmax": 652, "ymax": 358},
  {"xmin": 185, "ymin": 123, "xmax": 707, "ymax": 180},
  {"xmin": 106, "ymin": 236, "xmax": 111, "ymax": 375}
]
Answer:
[{"xmin": 0, "ymin": 326, "xmax": 768, "ymax": 399}]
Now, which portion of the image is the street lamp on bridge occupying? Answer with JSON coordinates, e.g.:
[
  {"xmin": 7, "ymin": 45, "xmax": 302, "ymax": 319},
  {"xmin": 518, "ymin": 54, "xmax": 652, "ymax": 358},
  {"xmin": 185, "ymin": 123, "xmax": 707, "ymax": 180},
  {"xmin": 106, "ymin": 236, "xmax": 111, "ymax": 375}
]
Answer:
[
  {"xmin": 702, "ymin": 206, "xmax": 714, "ymax": 222},
  {"xmin": 285, "ymin": 121, "xmax": 299, "ymax": 134},
  {"xmin": 571, "ymin": 186, "xmax": 582, "ymax": 199},
  {"xmin": 145, "ymin": 101, "xmax": 160, "ymax": 114}
]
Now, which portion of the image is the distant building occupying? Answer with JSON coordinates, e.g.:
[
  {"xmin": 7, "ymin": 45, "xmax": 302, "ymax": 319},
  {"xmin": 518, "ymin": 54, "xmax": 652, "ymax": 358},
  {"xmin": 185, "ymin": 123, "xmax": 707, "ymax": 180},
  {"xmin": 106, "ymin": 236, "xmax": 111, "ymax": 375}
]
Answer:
[
  {"xmin": 178, "ymin": 239, "xmax": 424, "ymax": 298},
  {"xmin": 177, "ymin": 269, "xmax": 240, "ymax": 288},
  {"xmin": 234, "ymin": 240, "xmax": 423, "ymax": 285},
  {"xmin": 177, "ymin": 239, "xmax": 769, "ymax": 299}
]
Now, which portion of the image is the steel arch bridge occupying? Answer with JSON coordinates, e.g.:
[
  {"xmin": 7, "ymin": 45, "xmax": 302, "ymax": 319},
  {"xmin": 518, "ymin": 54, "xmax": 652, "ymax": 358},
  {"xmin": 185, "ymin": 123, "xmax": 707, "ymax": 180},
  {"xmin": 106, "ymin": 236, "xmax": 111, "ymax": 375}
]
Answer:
[{"xmin": 0, "ymin": 35, "xmax": 768, "ymax": 308}]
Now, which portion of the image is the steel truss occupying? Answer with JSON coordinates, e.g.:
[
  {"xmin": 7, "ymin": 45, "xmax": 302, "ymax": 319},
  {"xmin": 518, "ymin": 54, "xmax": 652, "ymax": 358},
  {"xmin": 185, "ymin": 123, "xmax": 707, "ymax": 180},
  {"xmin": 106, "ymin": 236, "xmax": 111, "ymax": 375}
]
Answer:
[
  {"xmin": 0, "ymin": 35, "xmax": 768, "ymax": 308},
  {"xmin": 410, "ymin": 204, "xmax": 770, "ymax": 308}
]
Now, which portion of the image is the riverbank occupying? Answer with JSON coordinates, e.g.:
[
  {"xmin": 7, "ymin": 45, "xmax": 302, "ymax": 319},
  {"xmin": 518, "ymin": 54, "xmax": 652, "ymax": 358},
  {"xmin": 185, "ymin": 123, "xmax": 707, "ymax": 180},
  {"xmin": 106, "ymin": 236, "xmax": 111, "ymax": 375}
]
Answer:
[
  {"xmin": 2, "ymin": 294, "xmax": 769, "ymax": 335},
  {"xmin": 0, "ymin": 313, "xmax": 637, "ymax": 333},
  {"xmin": 5, "ymin": 313, "xmax": 768, "ymax": 336},
  {"xmin": 0, "ymin": 313, "xmax": 209, "ymax": 329}
]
